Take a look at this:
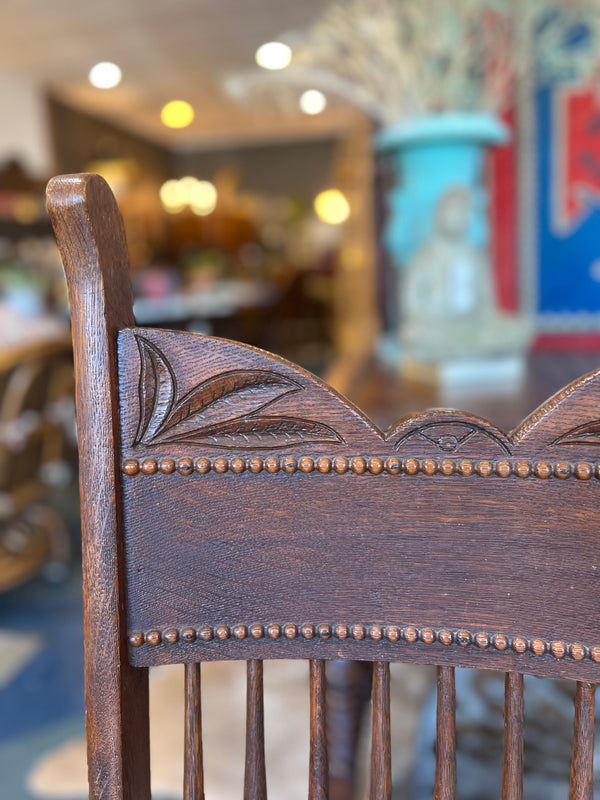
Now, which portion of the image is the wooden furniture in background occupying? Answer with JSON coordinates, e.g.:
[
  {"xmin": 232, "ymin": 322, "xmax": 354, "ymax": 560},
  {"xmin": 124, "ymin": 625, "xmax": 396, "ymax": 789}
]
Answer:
[
  {"xmin": 0, "ymin": 338, "xmax": 74, "ymax": 591},
  {"xmin": 48, "ymin": 172, "xmax": 600, "ymax": 800}
]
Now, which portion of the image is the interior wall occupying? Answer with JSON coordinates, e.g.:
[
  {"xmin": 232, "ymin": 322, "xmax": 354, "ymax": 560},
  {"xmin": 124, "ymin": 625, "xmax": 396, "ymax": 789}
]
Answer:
[
  {"xmin": 173, "ymin": 139, "xmax": 337, "ymax": 200},
  {"xmin": 48, "ymin": 97, "xmax": 172, "ymax": 180},
  {"xmin": 0, "ymin": 75, "xmax": 54, "ymax": 178}
]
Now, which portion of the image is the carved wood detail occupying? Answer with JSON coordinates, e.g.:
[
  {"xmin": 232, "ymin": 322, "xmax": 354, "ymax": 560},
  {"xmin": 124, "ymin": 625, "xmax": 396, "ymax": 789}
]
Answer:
[
  {"xmin": 127, "ymin": 623, "xmax": 598, "ymax": 664},
  {"xmin": 393, "ymin": 421, "xmax": 511, "ymax": 455},
  {"xmin": 133, "ymin": 335, "xmax": 343, "ymax": 449},
  {"xmin": 123, "ymin": 330, "xmax": 600, "ymax": 462},
  {"xmin": 553, "ymin": 421, "xmax": 600, "ymax": 447},
  {"xmin": 122, "ymin": 455, "xmax": 598, "ymax": 480}
]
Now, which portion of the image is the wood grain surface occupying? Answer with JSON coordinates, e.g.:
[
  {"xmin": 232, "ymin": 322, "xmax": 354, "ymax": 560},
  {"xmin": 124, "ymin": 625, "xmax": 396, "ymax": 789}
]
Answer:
[
  {"xmin": 434, "ymin": 666, "xmax": 456, "ymax": 800},
  {"xmin": 47, "ymin": 174, "xmax": 150, "ymax": 800},
  {"xmin": 569, "ymin": 682, "xmax": 595, "ymax": 800},
  {"xmin": 309, "ymin": 659, "xmax": 329, "ymax": 800},
  {"xmin": 184, "ymin": 662, "xmax": 204, "ymax": 800},
  {"xmin": 244, "ymin": 660, "xmax": 266, "ymax": 800},
  {"xmin": 370, "ymin": 662, "xmax": 391, "ymax": 800},
  {"xmin": 501, "ymin": 672, "xmax": 524, "ymax": 800},
  {"xmin": 116, "ymin": 330, "xmax": 600, "ymax": 681}
]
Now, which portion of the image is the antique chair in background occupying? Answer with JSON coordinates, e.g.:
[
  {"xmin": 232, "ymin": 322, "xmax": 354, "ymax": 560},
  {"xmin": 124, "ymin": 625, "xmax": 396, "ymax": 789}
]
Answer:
[
  {"xmin": 47, "ymin": 173, "xmax": 599, "ymax": 800},
  {"xmin": 0, "ymin": 337, "xmax": 74, "ymax": 591}
]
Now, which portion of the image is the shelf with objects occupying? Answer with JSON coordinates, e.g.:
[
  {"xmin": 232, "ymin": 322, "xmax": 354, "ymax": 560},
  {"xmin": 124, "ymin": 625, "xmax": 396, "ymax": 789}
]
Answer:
[{"xmin": 0, "ymin": 160, "xmax": 75, "ymax": 592}]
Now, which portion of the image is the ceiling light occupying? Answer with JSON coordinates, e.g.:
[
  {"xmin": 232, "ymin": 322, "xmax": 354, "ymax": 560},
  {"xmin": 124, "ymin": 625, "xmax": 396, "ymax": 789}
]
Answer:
[
  {"xmin": 159, "ymin": 180, "xmax": 187, "ymax": 214},
  {"xmin": 189, "ymin": 180, "xmax": 217, "ymax": 216},
  {"xmin": 160, "ymin": 100, "xmax": 195, "ymax": 129},
  {"xmin": 300, "ymin": 89, "xmax": 327, "ymax": 115},
  {"xmin": 88, "ymin": 62, "xmax": 122, "ymax": 89},
  {"xmin": 255, "ymin": 42, "xmax": 292, "ymax": 70},
  {"xmin": 314, "ymin": 189, "xmax": 351, "ymax": 225}
]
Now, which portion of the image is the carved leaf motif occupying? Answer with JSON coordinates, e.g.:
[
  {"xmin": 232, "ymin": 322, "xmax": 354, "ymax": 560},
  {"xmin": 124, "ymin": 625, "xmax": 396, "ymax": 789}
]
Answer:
[
  {"xmin": 133, "ymin": 336, "xmax": 343, "ymax": 449},
  {"xmin": 554, "ymin": 420, "xmax": 600, "ymax": 446},
  {"xmin": 157, "ymin": 415, "xmax": 344, "ymax": 448},
  {"xmin": 134, "ymin": 337, "xmax": 176, "ymax": 445},
  {"xmin": 393, "ymin": 422, "xmax": 511, "ymax": 455},
  {"xmin": 159, "ymin": 370, "xmax": 301, "ymax": 438}
]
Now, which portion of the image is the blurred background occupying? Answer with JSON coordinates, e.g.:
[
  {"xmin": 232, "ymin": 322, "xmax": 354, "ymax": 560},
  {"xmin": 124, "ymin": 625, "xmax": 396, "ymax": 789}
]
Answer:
[{"xmin": 2, "ymin": 1, "xmax": 600, "ymax": 798}]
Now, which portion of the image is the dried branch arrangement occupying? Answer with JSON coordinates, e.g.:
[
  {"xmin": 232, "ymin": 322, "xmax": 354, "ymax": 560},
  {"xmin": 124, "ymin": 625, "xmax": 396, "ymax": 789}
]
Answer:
[{"xmin": 286, "ymin": 0, "xmax": 600, "ymax": 124}]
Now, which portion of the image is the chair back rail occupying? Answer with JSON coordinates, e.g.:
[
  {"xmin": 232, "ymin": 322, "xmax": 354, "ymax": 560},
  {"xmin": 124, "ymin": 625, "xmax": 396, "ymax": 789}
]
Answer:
[{"xmin": 47, "ymin": 173, "xmax": 600, "ymax": 800}]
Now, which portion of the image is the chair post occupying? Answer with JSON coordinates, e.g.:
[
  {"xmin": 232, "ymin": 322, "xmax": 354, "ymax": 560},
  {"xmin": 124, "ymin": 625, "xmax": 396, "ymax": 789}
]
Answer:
[{"xmin": 47, "ymin": 174, "xmax": 151, "ymax": 800}]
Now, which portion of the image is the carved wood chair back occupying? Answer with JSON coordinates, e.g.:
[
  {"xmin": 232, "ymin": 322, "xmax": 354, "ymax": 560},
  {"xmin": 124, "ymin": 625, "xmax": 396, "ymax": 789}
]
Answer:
[{"xmin": 47, "ymin": 174, "xmax": 599, "ymax": 800}]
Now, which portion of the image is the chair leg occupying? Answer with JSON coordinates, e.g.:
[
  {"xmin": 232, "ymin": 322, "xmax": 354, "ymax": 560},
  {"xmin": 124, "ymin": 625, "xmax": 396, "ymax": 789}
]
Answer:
[{"xmin": 327, "ymin": 660, "xmax": 373, "ymax": 800}]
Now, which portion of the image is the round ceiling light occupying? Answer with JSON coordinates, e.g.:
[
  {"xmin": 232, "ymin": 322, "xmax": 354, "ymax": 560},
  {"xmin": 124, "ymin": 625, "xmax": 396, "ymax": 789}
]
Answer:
[
  {"xmin": 188, "ymin": 180, "xmax": 217, "ymax": 216},
  {"xmin": 160, "ymin": 100, "xmax": 195, "ymax": 129},
  {"xmin": 300, "ymin": 89, "xmax": 327, "ymax": 115},
  {"xmin": 255, "ymin": 41, "xmax": 292, "ymax": 70},
  {"xmin": 314, "ymin": 189, "xmax": 351, "ymax": 225},
  {"xmin": 88, "ymin": 62, "xmax": 122, "ymax": 89}
]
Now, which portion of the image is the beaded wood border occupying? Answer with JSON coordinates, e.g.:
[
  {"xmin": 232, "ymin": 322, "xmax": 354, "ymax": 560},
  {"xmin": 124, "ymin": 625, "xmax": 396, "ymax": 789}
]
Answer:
[
  {"xmin": 122, "ymin": 456, "xmax": 600, "ymax": 481},
  {"xmin": 127, "ymin": 622, "xmax": 599, "ymax": 663}
]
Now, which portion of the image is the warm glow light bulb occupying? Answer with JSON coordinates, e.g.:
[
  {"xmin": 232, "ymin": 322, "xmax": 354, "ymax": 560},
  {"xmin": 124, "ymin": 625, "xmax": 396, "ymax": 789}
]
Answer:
[
  {"xmin": 314, "ymin": 189, "xmax": 351, "ymax": 225},
  {"xmin": 160, "ymin": 100, "xmax": 195, "ymax": 129},
  {"xmin": 88, "ymin": 62, "xmax": 122, "ymax": 89},
  {"xmin": 255, "ymin": 41, "xmax": 292, "ymax": 70},
  {"xmin": 300, "ymin": 89, "xmax": 327, "ymax": 115},
  {"xmin": 189, "ymin": 180, "xmax": 217, "ymax": 216},
  {"xmin": 160, "ymin": 179, "xmax": 187, "ymax": 213}
]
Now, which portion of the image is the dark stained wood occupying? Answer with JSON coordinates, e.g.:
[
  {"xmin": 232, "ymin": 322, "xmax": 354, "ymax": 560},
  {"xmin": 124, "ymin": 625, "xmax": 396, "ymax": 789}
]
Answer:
[
  {"xmin": 46, "ymin": 174, "xmax": 150, "ymax": 800},
  {"xmin": 569, "ymin": 682, "xmax": 595, "ymax": 800},
  {"xmin": 326, "ymin": 660, "xmax": 373, "ymax": 800},
  {"xmin": 244, "ymin": 660, "xmax": 267, "ymax": 800},
  {"xmin": 309, "ymin": 659, "xmax": 329, "ymax": 800},
  {"xmin": 501, "ymin": 672, "xmax": 524, "ymax": 800},
  {"xmin": 184, "ymin": 663, "xmax": 204, "ymax": 800},
  {"xmin": 434, "ymin": 666, "xmax": 456, "ymax": 800},
  {"xmin": 47, "ymin": 172, "xmax": 600, "ymax": 800},
  {"xmin": 117, "ymin": 326, "xmax": 600, "ymax": 683},
  {"xmin": 369, "ymin": 662, "xmax": 391, "ymax": 800}
]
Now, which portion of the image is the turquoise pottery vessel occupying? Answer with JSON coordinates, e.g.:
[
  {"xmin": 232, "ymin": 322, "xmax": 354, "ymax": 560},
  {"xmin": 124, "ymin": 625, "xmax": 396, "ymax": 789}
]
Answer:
[{"xmin": 375, "ymin": 113, "xmax": 508, "ymax": 270}]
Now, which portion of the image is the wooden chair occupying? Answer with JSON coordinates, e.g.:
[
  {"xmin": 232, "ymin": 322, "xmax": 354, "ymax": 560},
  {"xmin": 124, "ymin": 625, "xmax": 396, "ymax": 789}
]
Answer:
[
  {"xmin": 47, "ymin": 172, "xmax": 599, "ymax": 800},
  {"xmin": 0, "ymin": 337, "xmax": 74, "ymax": 591}
]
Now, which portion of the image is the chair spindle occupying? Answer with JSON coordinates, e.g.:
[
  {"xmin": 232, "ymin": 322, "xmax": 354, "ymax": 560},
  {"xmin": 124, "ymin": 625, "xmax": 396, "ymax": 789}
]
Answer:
[
  {"xmin": 244, "ymin": 660, "xmax": 267, "ymax": 800},
  {"xmin": 369, "ymin": 661, "xmax": 392, "ymax": 800},
  {"xmin": 434, "ymin": 666, "xmax": 456, "ymax": 800},
  {"xmin": 184, "ymin": 663, "xmax": 205, "ymax": 800},
  {"xmin": 501, "ymin": 672, "xmax": 524, "ymax": 800},
  {"xmin": 309, "ymin": 659, "xmax": 328, "ymax": 800},
  {"xmin": 569, "ymin": 682, "xmax": 595, "ymax": 800}
]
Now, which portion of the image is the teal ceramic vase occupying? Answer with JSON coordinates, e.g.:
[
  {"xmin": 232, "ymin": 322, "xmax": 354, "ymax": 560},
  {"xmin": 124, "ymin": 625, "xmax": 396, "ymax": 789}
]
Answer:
[
  {"xmin": 375, "ymin": 112, "xmax": 508, "ymax": 270},
  {"xmin": 374, "ymin": 113, "xmax": 534, "ymax": 379}
]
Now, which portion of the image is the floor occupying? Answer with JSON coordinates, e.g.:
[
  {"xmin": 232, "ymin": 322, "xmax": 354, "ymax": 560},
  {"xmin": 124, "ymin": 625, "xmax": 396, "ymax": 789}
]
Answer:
[{"xmin": 2, "ymin": 353, "xmax": 600, "ymax": 798}]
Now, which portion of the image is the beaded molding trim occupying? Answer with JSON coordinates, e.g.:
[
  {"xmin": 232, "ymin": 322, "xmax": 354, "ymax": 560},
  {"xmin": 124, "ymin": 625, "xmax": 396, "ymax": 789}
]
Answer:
[
  {"xmin": 122, "ymin": 455, "xmax": 600, "ymax": 480},
  {"xmin": 128, "ymin": 622, "xmax": 599, "ymax": 663}
]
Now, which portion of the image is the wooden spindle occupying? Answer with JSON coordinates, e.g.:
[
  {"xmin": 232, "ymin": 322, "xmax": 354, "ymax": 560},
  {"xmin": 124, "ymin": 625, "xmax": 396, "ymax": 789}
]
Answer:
[
  {"xmin": 184, "ymin": 663, "xmax": 204, "ymax": 800},
  {"xmin": 434, "ymin": 666, "xmax": 456, "ymax": 800},
  {"xmin": 501, "ymin": 672, "xmax": 524, "ymax": 800},
  {"xmin": 370, "ymin": 661, "xmax": 392, "ymax": 800},
  {"xmin": 569, "ymin": 682, "xmax": 595, "ymax": 800},
  {"xmin": 309, "ymin": 659, "xmax": 329, "ymax": 800},
  {"xmin": 244, "ymin": 660, "xmax": 267, "ymax": 800}
]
